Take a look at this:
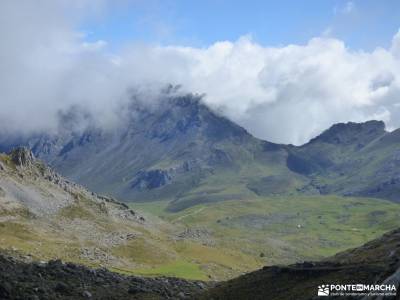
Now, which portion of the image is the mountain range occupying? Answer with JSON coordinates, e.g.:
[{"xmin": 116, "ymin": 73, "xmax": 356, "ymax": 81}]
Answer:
[
  {"xmin": 1, "ymin": 92, "xmax": 400, "ymax": 212},
  {"xmin": 2, "ymin": 92, "xmax": 400, "ymax": 298}
]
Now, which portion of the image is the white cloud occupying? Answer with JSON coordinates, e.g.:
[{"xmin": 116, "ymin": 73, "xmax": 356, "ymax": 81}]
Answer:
[
  {"xmin": 391, "ymin": 29, "xmax": 400, "ymax": 57},
  {"xmin": 120, "ymin": 36, "xmax": 400, "ymax": 144},
  {"xmin": 1, "ymin": 1, "xmax": 400, "ymax": 145}
]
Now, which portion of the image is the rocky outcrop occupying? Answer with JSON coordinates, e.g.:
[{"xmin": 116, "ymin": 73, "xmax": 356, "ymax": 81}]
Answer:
[
  {"xmin": 0, "ymin": 148, "xmax": 145, "ymax": 220},
  {"xmin": 9, "ymin": 147, "xmax": 35, "ymax": 167}
]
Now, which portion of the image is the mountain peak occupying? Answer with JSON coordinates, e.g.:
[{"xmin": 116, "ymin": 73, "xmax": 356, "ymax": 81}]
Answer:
[
  {"xmin": 167, "ymin": 93, "xmax": 202, "ymax": 108},
  {"xmin": 140, "ymin": 93, "xmax": 250, "ymax": 142},
  {"xmin": 308, "ymin": 120, "xmax": 386, "ymax": 146}
]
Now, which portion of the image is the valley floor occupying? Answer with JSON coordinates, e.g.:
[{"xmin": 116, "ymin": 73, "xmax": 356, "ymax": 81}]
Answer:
[{"xmin": 130, "ymin": 195, "xmax": 400, "ymax": 280}]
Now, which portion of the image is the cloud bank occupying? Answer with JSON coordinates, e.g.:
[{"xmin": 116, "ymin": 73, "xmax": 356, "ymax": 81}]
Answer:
[{"xmin": 1, "ymin": 1, "xmax": 400, "ymax": 145}]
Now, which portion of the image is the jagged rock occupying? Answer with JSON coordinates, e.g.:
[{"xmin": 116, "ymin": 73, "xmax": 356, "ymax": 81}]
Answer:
[{"xmin": 9, "ymin": 147, "xmax": 35, "ymax": 167}]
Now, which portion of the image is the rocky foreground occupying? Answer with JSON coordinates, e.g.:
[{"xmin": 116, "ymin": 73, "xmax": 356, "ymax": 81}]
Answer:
[{"xmin": 0, "ymin": 252, "xmax": 209, "ymax": 300}]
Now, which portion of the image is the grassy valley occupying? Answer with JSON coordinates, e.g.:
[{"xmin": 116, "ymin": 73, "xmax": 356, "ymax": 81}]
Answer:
[{"xmin": 131, "ymin": 195, "xmax": 400, "ymax": 275}]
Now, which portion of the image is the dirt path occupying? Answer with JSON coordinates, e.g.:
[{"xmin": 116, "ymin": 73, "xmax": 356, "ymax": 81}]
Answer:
[{"xmin": 172, "ymin": 207, "xmax": 206, "ymax": 223}]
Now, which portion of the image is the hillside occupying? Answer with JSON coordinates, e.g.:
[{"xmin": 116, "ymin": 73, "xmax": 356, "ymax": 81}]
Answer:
[
  {"xmin": 0, "ymin": 147, "xmax": 160, "ymax": 271},
  {"xmin": 288, "ymin": 120, "xmax": 400, "ymax": 200},
  {"xmin": 200, "ymin": 228, "xmax": 400, "ymax": 299},
  {"xmin": 0, "ymin": 147, "xmax": 262, "ymax": 281}
]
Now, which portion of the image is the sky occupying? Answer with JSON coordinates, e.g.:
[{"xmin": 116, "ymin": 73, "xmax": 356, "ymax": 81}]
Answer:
[
  {"xmin": 82, "ymin": 0, "xmax": 400, "ymax": 51},
  {"xmin": 1, "ymin": 0, "xmax": 400, "ymax": 144}
]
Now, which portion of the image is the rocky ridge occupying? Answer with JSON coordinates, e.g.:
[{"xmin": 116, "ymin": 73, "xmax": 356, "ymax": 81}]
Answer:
[{"xmin": 1, "ymin": 147, "xmax": 142, "ymax": 220}]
